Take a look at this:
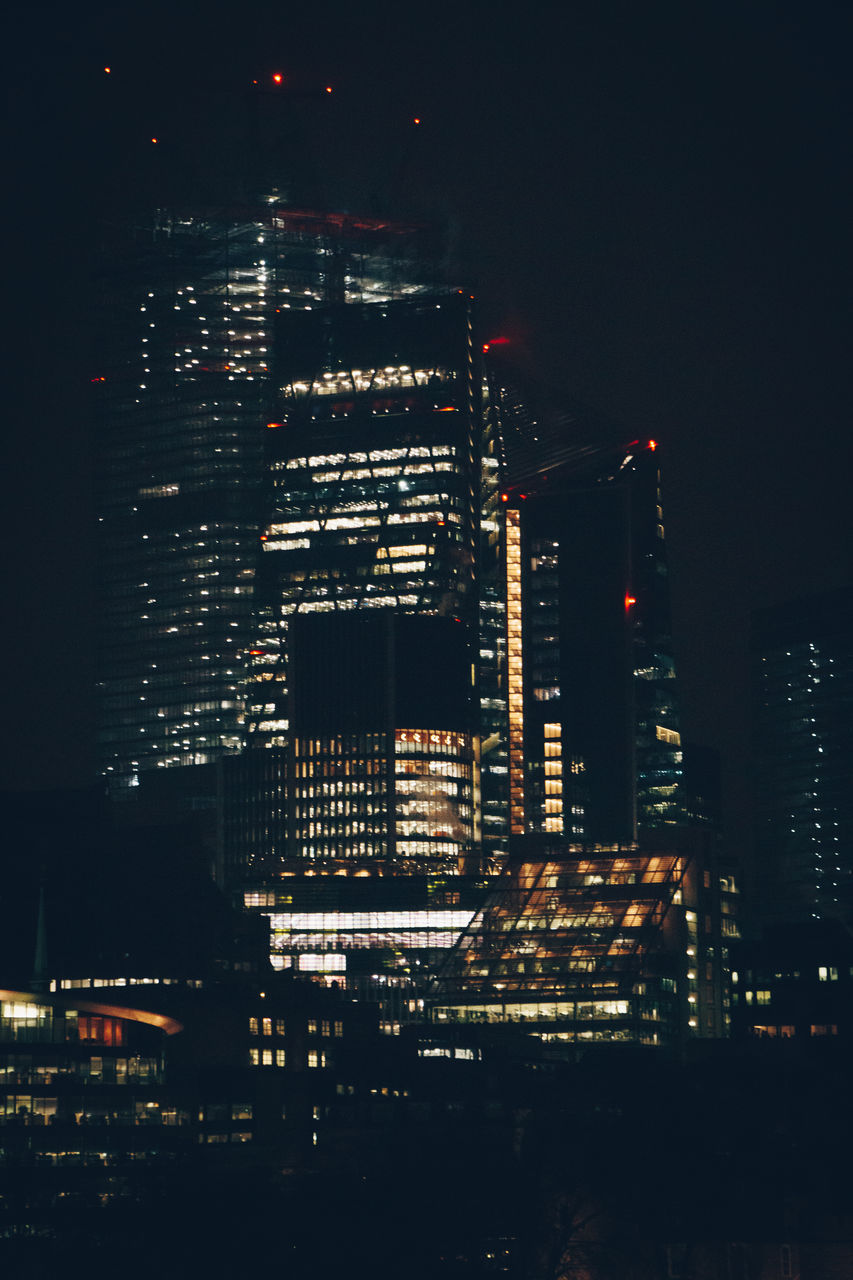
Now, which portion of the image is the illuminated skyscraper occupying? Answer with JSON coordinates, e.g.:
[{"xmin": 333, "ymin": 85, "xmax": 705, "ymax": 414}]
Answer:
[
  {"xmin": 487, "ymin": 427, "xmax": 684, "ymax": 844},
  {"xmin": 94, "ymin": 205, "xmax": 432, "ymax": 789},
  {"xmin": 235, "ymin": 294, "xmax": 494, "ymax": 1000},
  {"xmin": 751, "ymin": 588, "xmax": 853, "ymax": 928},
  {"xmin": 428, "ymin": 375, "xmax": 731, "ymax": 1050}
]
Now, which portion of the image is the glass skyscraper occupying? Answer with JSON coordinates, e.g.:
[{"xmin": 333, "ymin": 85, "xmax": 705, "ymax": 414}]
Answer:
[{"xmin": 94, "ymin": 205, "xmax": 432, "ymax": 789}]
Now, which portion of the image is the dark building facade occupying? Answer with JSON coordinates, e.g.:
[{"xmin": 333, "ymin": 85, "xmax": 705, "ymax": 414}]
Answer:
[
  {"xmin": 751, "ymin": 587, "xmax": 853, "ymax": 929},
  {"xmin": 494, "ymin": 435, "xmax": 684, "ymax": 846}
]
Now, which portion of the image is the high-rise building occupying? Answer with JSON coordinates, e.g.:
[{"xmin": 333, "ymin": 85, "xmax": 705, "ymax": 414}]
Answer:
[
  {"xmin": 486, "ymin": 427, "xmax": 684, "ymax": 843},
  {"xmin": 235, "ymin": 294, "xmax": 496, "ymax": 1007},
  {"xmin": 246, "ymin": 293, "xmax": 480, "ymax": 752},
  {"xmin": 428, "ymin": 369, "xmax": 732, "ymax": 1048},
  {"xmin": 751, "ymin": 587, "xmax": 853, "ymax": 929},
  {"xmin": 93, "ymin": 205, "xmax": 433, "ymax": 790}
]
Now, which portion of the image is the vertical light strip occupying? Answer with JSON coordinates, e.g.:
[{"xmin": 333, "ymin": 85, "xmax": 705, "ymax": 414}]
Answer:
[
  {"xmin": 543, "ymin": 722, "xmax": 563, "ymax": 833},
  {"xmin": 506, "ymin": 508, "xmax": 524, "ymax": 834}
]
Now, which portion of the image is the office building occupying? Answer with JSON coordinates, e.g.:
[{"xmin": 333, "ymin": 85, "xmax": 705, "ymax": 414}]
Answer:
[
  {"xmin": 751, "ymin": 587, "xmax": 853, "ymax": 929},
  {"xmin": 487, "ymin": 426, "xmax": 685, "ymax": 845},
  {"xmin": 237, "ymin": 293, "xmax": 497, "ymax": 1006},
  {"xmin": 431, "ymin": 827, "xmax": 733, "ymax": 1046},
  {"xmin": 93, "ymin": 204, "xmax": 433, "ymax": 790},
  {"xmin": 246, "ymin": 292, "xmax": 481, "ymax": 754},
  {"xmin": 428, "ymin": 368, "xmax": 731, "ymax": 1049}
]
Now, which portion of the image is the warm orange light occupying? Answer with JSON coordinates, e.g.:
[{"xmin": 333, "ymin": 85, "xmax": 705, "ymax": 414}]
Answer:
[
  {"xmin": 482, "ymin": 343, "xmax": 490, "ymax": 353},
  {"xmin": 647, "ymin": 439, "xmax": 657, "ymax": 451},
  {"xmin": 500, "ymin": 493, "xmax": 509, "ymax": 503},
  {"xmin": 413, "ymin": 116, "xmax": 421, "ymax": 124},
  {"xmin": 625, "ymin": 594, "xmax": 637, "ymax": 610},
  {"xmin": 104, "ymin": 67, "xmax": 111, "ymax": 74},
  {"xmin": 151, "ymin": 137, "xmax": 158, "ymax": 144},
  {"xmin": 273, "ymin": 73, "xmax": 283, "ymax": 84},
  {"xmin": 325, "ymin": 85, "xmax": 333, "ymax": 93},
  {"xmin": 266, "ymin": 422, "xmax": 283, "ymax": 429}
]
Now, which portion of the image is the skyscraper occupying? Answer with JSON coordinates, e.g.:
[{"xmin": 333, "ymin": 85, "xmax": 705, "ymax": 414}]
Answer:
[
  {"xmin": 427, "ymin": 369, "xmax": 731, "ymax": 1048},
  {"xmin": 751, "ymin": 587, "xmax": 853, "ymax": 929},
  {"xmin": 233, "ymin": 293, "xmax": 493, "ymax": 1007},
  {"xmin": 93, "ymin": 205, "xmax": 433, "ymax": 789},
  {"xmin": 484, "ymin": 402, "xmax": 684, "ymax": 844}
]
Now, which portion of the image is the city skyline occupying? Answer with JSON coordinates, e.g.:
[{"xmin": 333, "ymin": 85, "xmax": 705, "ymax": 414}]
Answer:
[{"xmin": 6, "ymin": 3, "xmax": 853, "ymax": 859}]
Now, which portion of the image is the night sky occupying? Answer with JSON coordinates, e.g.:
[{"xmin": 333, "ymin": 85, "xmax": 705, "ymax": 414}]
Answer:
[{"xmin": 6, "ymin": 2, "xmax": 852, "ymax": 847}]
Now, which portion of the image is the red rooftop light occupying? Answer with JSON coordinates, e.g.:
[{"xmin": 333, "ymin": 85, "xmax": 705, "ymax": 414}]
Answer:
[
  {"xmin": 625, "ymin": 594, "xmax": 637, "ymax": 611},
  {"xmin": 272, "ymin": 73, "xmax": 283, "ymax": 84},
  {"xmin": 647, "ymin": 439, "xmax": 657, "ymax": 451}
]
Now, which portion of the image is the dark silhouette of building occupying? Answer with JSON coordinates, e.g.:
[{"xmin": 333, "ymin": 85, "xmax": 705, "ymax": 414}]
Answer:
[{"xmin": 751, "ymin": 587, "xmax": 853, "ymax": 930}]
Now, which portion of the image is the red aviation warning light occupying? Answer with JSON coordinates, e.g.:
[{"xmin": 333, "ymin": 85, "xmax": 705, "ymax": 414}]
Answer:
[
  {"xmin": 413, "ymin": 117, "xmax": 421, "ymax": 125},
  {"xmin": 272, "ymin": 73, "xmax": 283, "ymax": 84},
  {"xmin": 625, "ymin": 594, "xmax": 637, "ymax": 611},
  {"xmin": 151, "ymin": 137, "xmax": 158, "ymax": 144},
  {"xmin": 104, "ymin": 66, "xmax": 111, "ymax": 74},
  {"xmin": 266, "ymin": 422, "xmax": 283, "ymax": 430},
  {"xmin": 325, "ymin": 85, "xmax": 333, "ymax": 94},
  {"xmin": 647, "ymin": 439, "xmax": 657, "ymax": 451}
]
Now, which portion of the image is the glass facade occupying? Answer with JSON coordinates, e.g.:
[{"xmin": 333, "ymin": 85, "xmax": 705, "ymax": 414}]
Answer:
[
  {"xmin": 94, "ymin": 206, "xmax": 433, "ymax": 788},
  {"xmin": 247, "ymin": 293, "xmax": 480, "ymax": 750},
  {"xmin": 431, "ymin": 842, "xmax": 690, "ymax": 1045}
]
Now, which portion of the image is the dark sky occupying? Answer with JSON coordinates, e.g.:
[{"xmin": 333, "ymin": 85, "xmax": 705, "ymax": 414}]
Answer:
[{"xmin": 6, "ymin": 2, "xmax": 852, "ymax": 840}]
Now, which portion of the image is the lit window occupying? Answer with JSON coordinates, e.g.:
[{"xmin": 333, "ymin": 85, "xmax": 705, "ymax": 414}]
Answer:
[
  {"xmin": 262, "ymin": 1017, "xmax": 272, "ymax": 1036},
  {"xmin": 276, "ymin": 1049, "xmax": 286, "ymax": 1067},
  {"xmin": 249, "ymin": 1017, "xmax": 259, "ymax": 1036},
  {"xmin": 262, "ymin": 1049, "xmax": 273, "ymax": 1066}
]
